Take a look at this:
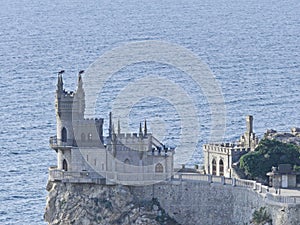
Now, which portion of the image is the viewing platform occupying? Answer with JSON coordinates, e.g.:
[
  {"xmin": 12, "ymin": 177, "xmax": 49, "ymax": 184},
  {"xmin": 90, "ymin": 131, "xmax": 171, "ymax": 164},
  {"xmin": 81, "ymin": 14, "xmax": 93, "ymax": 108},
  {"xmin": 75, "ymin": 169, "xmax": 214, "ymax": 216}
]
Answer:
[
  {"xmin": 49, "ymin": 136, "xmax": 74, "ymax": 150},
  {"xmin": 49, "ymin": 166, "xmax": 172, "ymax": 186}
]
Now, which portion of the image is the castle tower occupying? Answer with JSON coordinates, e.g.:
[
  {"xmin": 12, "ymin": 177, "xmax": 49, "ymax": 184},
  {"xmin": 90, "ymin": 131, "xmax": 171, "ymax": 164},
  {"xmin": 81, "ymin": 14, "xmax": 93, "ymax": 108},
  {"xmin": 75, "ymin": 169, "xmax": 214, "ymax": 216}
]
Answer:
[
  {"xmin": 54, "ymin": 71, "xmax": 88, "ymax": 170},
  {"xmin": 246, "ymin": 115, "xmax": 253, "ymax": 134},
  {"xmin": 72, "ymin": 71, "xmax": 85, "ymax": 120},
  {"xmin": 239, "ymin": 115, "xmax": 258, "ymax": 150},
  {"xmin": 55, "ymin": 72, "xmax": 75, "ymax": 147}
]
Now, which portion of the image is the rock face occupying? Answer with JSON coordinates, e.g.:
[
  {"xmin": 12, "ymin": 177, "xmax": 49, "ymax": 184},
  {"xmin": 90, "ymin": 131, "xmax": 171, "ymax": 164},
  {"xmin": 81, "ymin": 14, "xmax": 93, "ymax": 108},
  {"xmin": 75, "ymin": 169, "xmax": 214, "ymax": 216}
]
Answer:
[
  {"xmin": 45, "ymin": 180, "xmax": 300, "ymax": 225},
  {"xmin": 44, "ymin": 181, "xmax": 179, "ymax": 225}
]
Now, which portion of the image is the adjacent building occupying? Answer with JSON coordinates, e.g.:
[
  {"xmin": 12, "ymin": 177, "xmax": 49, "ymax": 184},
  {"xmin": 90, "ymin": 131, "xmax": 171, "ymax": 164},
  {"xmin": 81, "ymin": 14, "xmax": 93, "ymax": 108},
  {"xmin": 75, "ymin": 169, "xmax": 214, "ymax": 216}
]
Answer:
[{"xmin": 203, "ymin": 115, "xmax": 259, "ymax": 177}]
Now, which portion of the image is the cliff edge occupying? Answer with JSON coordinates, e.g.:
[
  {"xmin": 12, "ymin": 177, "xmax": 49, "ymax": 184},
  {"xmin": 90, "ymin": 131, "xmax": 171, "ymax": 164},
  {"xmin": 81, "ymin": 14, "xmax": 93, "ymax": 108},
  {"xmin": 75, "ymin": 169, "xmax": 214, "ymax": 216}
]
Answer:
[{"xmin": 44, "ymin": 181, "xmax": 179, "ymax": 225}]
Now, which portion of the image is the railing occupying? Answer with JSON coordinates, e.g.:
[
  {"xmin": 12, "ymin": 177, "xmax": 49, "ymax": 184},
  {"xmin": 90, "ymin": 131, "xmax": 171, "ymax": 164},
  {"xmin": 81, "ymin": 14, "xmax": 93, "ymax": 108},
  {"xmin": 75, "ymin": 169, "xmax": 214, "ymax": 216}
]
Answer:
[
  {"xmin": 48, "ymin": 167, "xmax": 103, "ymax": 183},
  {"xmin": 266, "ymin": 193, "xmax": 300, "ymax": 204},
  {"xmin": 106, "ymin": 171, "xmax": 170, "ymax": 184},
  {"xmin": 235, "ymin": 178, "xmax": 256, "ymax": 189},
  {"xmin": 49, "ymin": 167, "xmax": 170, "ymax": 184},
  {"xmin": 176, "ymin": 173, "xmax": 300, "ymax": 205},
  {"xmin": 48, "ymin": 167, "xmax": 300, "ymax": 205},
  {"xmin": 176, "ymin": 173, "xmax": 210, "ymax": 182},
  {"xmin": 49, "ymin": 136, "xmax": 74, "ymax": 149}
]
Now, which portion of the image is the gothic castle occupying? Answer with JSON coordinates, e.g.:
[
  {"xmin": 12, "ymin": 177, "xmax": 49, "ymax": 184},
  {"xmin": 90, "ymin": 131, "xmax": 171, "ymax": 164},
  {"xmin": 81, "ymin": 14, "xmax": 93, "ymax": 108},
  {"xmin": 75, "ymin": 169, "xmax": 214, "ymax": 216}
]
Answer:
[{"xmin": 49, "ymin": 71, "xmax": 174, "ymax": 185}]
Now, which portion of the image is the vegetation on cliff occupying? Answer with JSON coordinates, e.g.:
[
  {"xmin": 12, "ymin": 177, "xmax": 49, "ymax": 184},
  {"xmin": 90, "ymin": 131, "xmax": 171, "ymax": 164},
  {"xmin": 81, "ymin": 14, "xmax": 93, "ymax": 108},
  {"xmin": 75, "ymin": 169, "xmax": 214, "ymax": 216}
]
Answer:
[
  {"xmin": 250, "ymin": 207, "xmax": 272, "ymax": 225},
  {"xmin": 239, "ymin": 139, "xmax": 300, "ymax": 181},
  {"xmin": 44, "ymin": 181, "xmax": 179, "ymax": 225}
]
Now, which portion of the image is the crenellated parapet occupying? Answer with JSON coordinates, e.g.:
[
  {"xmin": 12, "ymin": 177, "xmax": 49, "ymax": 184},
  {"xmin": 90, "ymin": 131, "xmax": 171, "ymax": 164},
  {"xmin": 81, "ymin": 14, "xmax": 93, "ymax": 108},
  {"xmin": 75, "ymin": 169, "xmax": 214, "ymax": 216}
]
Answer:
[
  {"xmin": 203, "ymin": 115, "xmax": 258, "ymax": 178},
  {"xmin": 50, "ymin": 72, "xmax": 174, "ymax": 184}
]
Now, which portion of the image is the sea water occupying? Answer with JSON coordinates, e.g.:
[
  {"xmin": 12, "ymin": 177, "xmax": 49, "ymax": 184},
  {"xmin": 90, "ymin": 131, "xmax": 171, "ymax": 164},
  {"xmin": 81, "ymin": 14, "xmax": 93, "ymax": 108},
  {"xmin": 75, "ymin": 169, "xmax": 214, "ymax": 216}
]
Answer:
[{"xmin": 0, "ymin": 0, "xmax": 299, "ymax": 224}]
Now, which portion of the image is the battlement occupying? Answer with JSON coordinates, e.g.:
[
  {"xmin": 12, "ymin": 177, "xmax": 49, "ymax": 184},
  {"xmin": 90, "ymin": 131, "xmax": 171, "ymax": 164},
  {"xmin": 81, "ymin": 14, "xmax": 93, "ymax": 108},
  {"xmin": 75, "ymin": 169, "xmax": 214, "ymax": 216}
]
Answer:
[
  {"xmin": 62, "ymin": 90, "xmax": 76, "ymax": 97},
  {"xmin": 116, "ymin": 132, "xmax": 151, "ymax": 139},
  {"xmin": 52, "ymin": 72, "xmax": 174, "ymax": 184},
  {"xmin": 203, "ymin": 143, "xmax": 251, "ymax": 153}
]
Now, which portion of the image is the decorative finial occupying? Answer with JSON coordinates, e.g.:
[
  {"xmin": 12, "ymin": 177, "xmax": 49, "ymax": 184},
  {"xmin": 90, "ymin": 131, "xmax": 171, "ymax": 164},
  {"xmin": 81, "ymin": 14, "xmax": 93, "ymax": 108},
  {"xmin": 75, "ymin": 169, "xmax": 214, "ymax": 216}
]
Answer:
[
  {"xmin": 144, "ymin": 119, "xmax": 147, "ymax": 136},
  {"xmin": 57, "ymin": 70, "xmax": 64, "ymax": 90},
  {"xmin": 139, "ymin": 122, "xmax": 143, "ymax": 137},
  {"xmin": 117, "ymin": 119, "xmax": 121, "ymax": 135},
  {"xmin": 109, "ymin": 112, "xmax": 112, "ymax": 137},
  {"xmin": 77, "ymin": 70, "xmax": 84, "ymax": 90}
]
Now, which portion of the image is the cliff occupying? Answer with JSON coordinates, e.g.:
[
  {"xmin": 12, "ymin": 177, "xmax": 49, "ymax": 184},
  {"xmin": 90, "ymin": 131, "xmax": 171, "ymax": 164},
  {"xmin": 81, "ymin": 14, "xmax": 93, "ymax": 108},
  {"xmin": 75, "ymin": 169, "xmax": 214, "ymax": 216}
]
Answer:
[
  {"xmin": 45, "ymin": 180, "xmax": 300, "ymax": 225},
  {"xmin": 44, "ymin": 181, "xmax": 179, "ymax": 225}
]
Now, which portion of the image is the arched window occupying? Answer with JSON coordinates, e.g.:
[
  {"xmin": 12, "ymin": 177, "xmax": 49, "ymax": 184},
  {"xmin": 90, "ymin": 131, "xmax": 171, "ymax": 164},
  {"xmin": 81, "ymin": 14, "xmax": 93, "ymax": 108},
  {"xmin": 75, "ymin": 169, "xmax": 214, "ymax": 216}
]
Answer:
[
  {"xmin": 88, "ymin": 133, "xmax": 92, "ymax": 141},
  {"xmin": 61, "ymin": 127, "xmax": 67, "ymax": 142},
  {"xmin": 81, "ymin": 133, "xmax": 86, "ymax": 142},
  {"xmin": 63, "ymin": 159, "xmax": 68, "ymax": 171},
  {"xmin": 219, "ymin": 159, "xmax": 224, "ymax": 176},
  {"xmin": 212, "ymin": 159, "xmax": 217, "ymax": 175},
  {"xmin": 124, "ymin": 158, "xmax": 130, "ymax": 164},
  {"xmin": 155, "ymin": 163, "xmax": 163, "ymax": 173}
]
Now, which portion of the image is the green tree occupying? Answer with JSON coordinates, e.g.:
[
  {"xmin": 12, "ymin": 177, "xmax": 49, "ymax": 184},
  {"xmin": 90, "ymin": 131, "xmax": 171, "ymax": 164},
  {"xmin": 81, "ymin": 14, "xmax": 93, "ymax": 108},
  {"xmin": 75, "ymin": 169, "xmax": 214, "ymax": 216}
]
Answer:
[
  {"xmin": 239, "ymin": 139, "xmax": 300, "ymax": 181},
  {"xmin": 251, "ymin": 207, "xmax": 272, "ymax": 225}
]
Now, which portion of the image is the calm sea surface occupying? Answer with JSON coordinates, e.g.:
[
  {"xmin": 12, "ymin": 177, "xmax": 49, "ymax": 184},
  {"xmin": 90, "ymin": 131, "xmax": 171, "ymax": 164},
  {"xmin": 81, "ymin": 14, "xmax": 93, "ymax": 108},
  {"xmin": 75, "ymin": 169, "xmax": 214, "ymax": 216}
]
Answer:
[{"xmin": 0, "ymin": 0, "xmax": 299, "ymax": 224}]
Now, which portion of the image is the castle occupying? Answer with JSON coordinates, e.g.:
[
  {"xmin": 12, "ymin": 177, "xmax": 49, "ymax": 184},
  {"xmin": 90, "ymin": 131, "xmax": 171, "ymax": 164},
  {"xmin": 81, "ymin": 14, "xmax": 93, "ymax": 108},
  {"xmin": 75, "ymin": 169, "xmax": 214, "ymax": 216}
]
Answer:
[
  {"xmin": 203, "ymin": 115, "xmax": 259, "ymax": 177},
  {"xmin": 49, "ymin": 71, "xmax": 174, "ymax": 185},
  {"xmin": 49, "ymin": 72, "xmax": 260, "ymax": 185}
]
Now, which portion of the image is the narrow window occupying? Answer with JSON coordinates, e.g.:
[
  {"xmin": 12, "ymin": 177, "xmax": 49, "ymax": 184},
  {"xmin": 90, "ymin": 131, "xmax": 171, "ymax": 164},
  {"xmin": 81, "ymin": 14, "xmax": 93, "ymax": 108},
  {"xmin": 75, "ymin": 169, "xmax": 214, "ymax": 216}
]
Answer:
[
  {"xmin": 219, "ymin": 159, "xmax": 224, "ymax": 176},
  {"xmin": 212, "ymin": 159, "xmax": 217, "ymax": 175},
  {"xmin": 61, "ymin": 127, "xmax": 67, "ymax": 142},
  {"xmin": 62, "ymin": 159, "xmax": 68, "ymax": 171},
  {"xmin": 88, "ymin": 133, "xmax": 92, "ymax": 141},
  {"xmin": 155, "ymin": 163, "xmax": 163, "ymax": 173}
]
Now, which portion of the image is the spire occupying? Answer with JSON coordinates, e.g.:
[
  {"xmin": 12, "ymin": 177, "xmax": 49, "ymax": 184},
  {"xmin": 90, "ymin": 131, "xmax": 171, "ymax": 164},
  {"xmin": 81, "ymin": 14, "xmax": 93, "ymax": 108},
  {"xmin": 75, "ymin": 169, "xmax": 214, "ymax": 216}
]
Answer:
[
  {"xmin": 139, "ymin": 122, "xmax": 143, "ymax": 137},
  {"xmin": 109, "ymin": 112, "xmax": 112, "ymax": 137},
  {"xmin": 111, "ymin": 123, "xmax": 116, "ymax": 143},
  {"xmin": 144, "ymin": 119, "xmax": 147, "ymax": 136},
  {"xmin": 112, "ymin": 123, "xmax": 115, "ymax": 135},
  {"xmin": 57, "ymin": 70, "xmax": 64, "ymax": 91},
  {"xmin": 77, "ymin": 70, "xmax": 84, "ymax": 90},
  {"xmin": 117, "ymin": 119, "xmax": 121, "ymax": 135}
]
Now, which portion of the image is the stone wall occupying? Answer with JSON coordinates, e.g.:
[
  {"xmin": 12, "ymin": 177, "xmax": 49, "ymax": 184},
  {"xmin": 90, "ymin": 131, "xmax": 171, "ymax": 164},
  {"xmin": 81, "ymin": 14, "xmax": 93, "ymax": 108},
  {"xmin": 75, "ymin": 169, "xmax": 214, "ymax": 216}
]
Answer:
[
  {"xmin": 45, "ymin": 180, "xmax": 300, "ymax": 225},
  {"xmin": 131, "ymin": 180, "xmax": 300, "ymax": 225}
]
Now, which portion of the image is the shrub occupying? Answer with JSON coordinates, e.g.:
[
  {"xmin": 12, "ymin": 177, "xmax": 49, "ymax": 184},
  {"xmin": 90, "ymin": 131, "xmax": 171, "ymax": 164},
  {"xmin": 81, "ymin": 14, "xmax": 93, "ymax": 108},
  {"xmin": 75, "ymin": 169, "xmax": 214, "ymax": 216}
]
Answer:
[{"xmin": 240, "ymin": 139, "xmax": 300, "ymax": 181}]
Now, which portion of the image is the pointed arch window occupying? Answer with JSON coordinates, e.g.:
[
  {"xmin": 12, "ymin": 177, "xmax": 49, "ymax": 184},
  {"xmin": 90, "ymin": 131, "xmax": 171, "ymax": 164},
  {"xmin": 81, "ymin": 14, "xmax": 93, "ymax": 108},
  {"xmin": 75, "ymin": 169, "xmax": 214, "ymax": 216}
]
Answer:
[
  {"xmin": 62, "ymin": 127, "xmax": 67, "ymax": 142},
  {"xmin": 212, "ymin": 159, "xmax": 217, "ymax": 175},
  {"xmin": 88, "ymin": 133, "xmax": 92, "ymax": 141},
  {"xmin": 219, "ymin": 159, "xmax": 224, "ymax": 176},
  {"xmin": 155, "ymin": 163, "xmax": 163, "ymax": 173},
  {"xmin": 63, "ymin": 159, "xmax": 68, "ymax": 171}
]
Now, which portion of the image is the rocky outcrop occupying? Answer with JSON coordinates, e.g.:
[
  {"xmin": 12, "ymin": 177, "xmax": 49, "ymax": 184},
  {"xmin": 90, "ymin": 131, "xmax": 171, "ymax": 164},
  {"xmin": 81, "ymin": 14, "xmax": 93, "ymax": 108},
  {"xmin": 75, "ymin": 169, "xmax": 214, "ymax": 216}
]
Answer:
[
  {"xmin": 44, "ymin": 181, "xmax": 179, "ymax": 225},
  {"xmin": 45, "ymin": 180, "xmax": 300, "ymax": 225}
]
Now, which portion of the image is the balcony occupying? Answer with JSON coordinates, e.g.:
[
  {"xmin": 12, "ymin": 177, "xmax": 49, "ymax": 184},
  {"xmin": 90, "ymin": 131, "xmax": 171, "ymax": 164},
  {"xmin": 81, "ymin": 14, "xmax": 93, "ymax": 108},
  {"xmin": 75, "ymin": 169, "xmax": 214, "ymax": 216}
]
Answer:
[
  {"xmin": 49, "ymin": 136, "xmax": 74, "ymax": 150},
  {"xmin": 48, "ymin": 166, "xmax": 105, "ymax": 184}
]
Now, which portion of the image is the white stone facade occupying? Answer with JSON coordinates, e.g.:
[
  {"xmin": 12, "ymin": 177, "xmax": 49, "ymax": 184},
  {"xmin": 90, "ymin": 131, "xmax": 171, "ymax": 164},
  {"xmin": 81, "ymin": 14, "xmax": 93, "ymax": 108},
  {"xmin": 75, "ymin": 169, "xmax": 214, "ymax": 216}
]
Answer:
[
  {"xmin": 203, "ymin": 115, "xmax": 259, "ymax": 177},
  {"xmin": 49, "ymin": 72, "xmax": 174, "ymax": 185}
]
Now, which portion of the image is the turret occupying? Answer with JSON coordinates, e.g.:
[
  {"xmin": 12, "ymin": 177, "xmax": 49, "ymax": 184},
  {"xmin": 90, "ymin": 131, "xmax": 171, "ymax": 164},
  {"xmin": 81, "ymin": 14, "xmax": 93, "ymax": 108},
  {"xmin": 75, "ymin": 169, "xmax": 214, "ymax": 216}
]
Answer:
[
  {"xmin": 108, "ymin": 112, "xmax": 112, "ymax": 138},
  {"xmin": 139, "ymin": 122, "xmax": 143, "ymax": 138},
  {"xmin": 246, "ymin": 115, "xmax": 253, "ymax": 134},
  {"xmin": 144, "ymin": 119, "xmax": 147, "ymax": 136},
  {"xmin": 117, "ymin": 119, "xmax": 121, "ymax": 135},
  {"xmin": 239, "ymin": 115, "xmax": 258, "ymax": 150},
  {"xmin": 57, "ymin": 70, "xmax": 64, "ymax": 93},
  {"xmin": 72, "ymin": 71, "xmax": 85, "ymax": 120}
]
